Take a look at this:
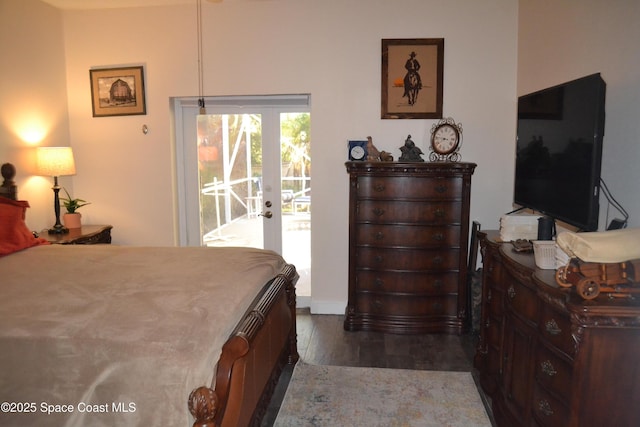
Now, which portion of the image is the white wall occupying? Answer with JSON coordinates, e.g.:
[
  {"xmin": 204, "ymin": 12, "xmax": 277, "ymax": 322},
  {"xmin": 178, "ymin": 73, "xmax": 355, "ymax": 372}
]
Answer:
[
  {"xmin": 518, "ymin": 0, "xmax": 640, "ymax": 230},
  {"xmin": 0, "ymin": 0, "xmax": 73, "ymax": 230},
  {"xmin": 4, "ymin": 0, "xmax": 518, "ymax": 313}
]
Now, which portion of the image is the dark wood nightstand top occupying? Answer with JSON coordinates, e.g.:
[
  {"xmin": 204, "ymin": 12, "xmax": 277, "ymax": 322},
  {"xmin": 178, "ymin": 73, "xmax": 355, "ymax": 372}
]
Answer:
[{"xmin": 41, "ymin": 225, "xmax": 113, "ymax": 245}]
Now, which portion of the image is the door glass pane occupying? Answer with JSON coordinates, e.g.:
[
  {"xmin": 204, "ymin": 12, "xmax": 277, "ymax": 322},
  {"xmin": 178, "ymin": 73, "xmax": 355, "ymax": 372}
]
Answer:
[
  {"xmin": 281, "ymin": 112, "xmax": 311, "ymax": 296},
  {"xmin": 197, "ymin": 113, "xmax": 263, "ymax": 248}
]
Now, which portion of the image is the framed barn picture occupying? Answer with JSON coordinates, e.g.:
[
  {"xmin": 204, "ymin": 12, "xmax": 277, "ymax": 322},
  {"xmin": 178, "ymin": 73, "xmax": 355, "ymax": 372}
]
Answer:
[
  {"xmin": 381, "ymin": 39, "xmax": 444, "ymax": 119},
  {"xmin": 90, "ymin": 66, "xmax": 146, "ymax": 117}
]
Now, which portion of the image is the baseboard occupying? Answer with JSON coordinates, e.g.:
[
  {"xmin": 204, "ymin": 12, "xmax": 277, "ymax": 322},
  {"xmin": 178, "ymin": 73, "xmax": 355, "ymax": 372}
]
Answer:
[{"xmin": 309, "ymin": 299, "xmax": 346, "ymax": 315}]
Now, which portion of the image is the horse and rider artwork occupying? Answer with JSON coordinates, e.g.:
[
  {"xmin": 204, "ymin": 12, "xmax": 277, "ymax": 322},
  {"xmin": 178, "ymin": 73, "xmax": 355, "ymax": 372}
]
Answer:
[
  {"xmin": 381, "ymin": 38, "xmax": 444, "ymax": 119},
  {"xmin": 403, "ymin": 51, "xmax": 423, "ymax": 106}
]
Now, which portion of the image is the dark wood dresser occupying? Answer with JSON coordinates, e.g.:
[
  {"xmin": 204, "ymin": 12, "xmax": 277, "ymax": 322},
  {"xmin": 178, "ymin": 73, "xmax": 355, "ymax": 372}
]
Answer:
[
  {"xmin": 475, "ymin": 231, "xmax": 640, "ymax": 427},
  {"xmin": 344, "ymin": 161, "xmax": 476, "ymax": 334}
]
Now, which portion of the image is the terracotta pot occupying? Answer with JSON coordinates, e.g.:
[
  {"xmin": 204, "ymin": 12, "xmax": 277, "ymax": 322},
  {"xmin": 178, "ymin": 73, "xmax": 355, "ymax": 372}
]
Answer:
[{"xmin": 63, "ymin": 213, "xmax": 82, "ymax": 229}]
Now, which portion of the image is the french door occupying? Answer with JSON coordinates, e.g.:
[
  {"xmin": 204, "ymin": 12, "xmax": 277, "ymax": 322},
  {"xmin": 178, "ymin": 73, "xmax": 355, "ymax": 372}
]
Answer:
[{"xmin": 173, "ymin": 95, "xmax": 311, "ymax": 295}]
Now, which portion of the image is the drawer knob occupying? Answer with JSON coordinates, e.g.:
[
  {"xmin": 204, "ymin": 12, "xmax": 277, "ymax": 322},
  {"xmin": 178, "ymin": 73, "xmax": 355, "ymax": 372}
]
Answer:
[
  {"xmin": 541, "ymin": 360, "xmax": 557, "ymax": 377},
  {"xmin": 375, "ymin": 231, "xmax": 384, "ymax": 241},
  {"xmin": 538, "ymin": 400, "xmax": 554, "ymax": 416},
  {"xmin": 373, "ymin": 300, "xmax": 383, "ymax": 310},
  {"xmin": 372, "ymin": 207, "xmax": 385, "ymax": 216},
  {"xmin": 434, "ymin": 208, "xmax": 446, "ymax": 218},
  {"xmin": 375, "ymin": 255, "xmax": 383, "ymax": 263},
  {"xmin": 432, "ymin": 302, "xmax": 443, "ymax": 312},
  {"xmin": 507, "ymin": 285, "xmax": 516, "ymax": 299},
  {"xmin": 435, "ymin": 184, "xmax": 447, "ymax": 193},
  {"xmin": 374, "ymin": 183, "xmax": 385, "ymax": 192},
  {"xmin": 432, "ymin": 256, "xmax": 443, "ymax": 266},
  {"xmin": 545, "ymin": 319, "xmax": 561, "ymax": 336},
  {"xmin": 433, "ymin": 233, "xmax": 444, "ymax": 242},
  {"xmin": 374, "ymin": 277, "xmax": 384, "ymax": 287},
  {"xmin": 433, "ymin": 279, "xmax": 443, "ymax": 289}
]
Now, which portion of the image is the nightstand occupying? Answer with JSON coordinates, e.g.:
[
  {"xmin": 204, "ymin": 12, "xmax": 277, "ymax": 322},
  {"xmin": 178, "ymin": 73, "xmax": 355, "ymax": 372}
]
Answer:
[{"xmin": 41, "ymin": 225, "xmax": 113, "ymax": 245}]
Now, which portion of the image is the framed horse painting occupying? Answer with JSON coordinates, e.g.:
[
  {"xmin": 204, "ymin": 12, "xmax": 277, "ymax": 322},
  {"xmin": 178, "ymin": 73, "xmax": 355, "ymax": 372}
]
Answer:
[{"xmin": 381, "ymin": 38, "xmax": 444, "ymax": 119}]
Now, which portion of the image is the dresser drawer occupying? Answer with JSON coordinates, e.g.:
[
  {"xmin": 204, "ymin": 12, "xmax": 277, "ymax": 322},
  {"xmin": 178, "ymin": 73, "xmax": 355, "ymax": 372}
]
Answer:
[
  {"xmin": 357, "ymin": 176, "xmax": 463, "ymax": 200},
  {"xmin": 356, "ymin": 224, "xmax": 460, "ymax": 247},
  {"xmin": 356, "ymin": 200, "xmax": 462, "ymax": 224},
  {"xmin": 535, "ymin": 345, "xmax": 572, "ymax": 400},
  {"xmin": 357, "ymin": 247, "xmax": 461, "ymax": 271},
  {"xmin": 538, "ymin": 304, "xmax": 573, "ymax": 357},
  {"xmin": 505, "ymin": 278, "xmax": 538, "ymax": 324},
  {"xmin": 532, "ymin": 383, "xmax": 569, "ymax": 427},
  {"xmin": 356, "ymin": 270, "xmax": 459, "ymax": 294},
  {"xmin": 356, "ymin": 292, "xmax": 458, "ymax": 317}
]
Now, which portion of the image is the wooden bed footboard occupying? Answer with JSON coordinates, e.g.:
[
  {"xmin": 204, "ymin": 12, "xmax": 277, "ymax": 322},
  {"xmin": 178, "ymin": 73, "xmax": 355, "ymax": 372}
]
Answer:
[{"xmin": 189, "ymin": 263, "xmax": 299, "ymax": 427}]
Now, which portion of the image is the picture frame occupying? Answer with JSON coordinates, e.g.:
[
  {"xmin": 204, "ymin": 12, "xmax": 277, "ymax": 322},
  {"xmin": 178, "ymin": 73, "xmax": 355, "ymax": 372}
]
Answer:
[
  {"xmin": 90, "ymin": 66, "xmax": 146, "ymax": 117},
  {"xmin": 381, "ymin": 38, "xmax": 444, "ymax": 119}
]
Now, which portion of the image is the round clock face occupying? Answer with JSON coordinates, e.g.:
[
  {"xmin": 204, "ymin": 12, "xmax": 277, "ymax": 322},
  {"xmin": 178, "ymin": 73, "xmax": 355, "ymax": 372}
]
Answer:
[
  {"xmin": 432, "ymin": 124, "xmax": 460, "ymax": 155},
  {"xmin": 350, "ymin": 145, "xmax": 365, "ymax": 160}
]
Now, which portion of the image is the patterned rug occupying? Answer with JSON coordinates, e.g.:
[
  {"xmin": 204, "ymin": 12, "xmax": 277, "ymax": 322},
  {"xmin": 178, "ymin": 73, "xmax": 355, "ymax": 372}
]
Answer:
[{"xmin": 274, "ymin": 363, "xmax": 491, "ymax": 427}]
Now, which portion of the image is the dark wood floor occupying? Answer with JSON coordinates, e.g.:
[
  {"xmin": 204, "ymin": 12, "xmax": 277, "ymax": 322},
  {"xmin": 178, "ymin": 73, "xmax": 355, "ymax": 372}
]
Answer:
[{"xmin": 262, "ymin": 309, "xmax": 495, "ymax": 426}]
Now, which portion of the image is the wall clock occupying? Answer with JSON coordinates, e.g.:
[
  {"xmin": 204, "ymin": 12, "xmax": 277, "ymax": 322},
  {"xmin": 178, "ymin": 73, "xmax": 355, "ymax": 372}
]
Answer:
[
  {"xmin": 429, "ymin": 117, "xmax": 463, "ymax": 162},
  {"xmin": 348, "ymin": 140, "xmax": 368, "ymax": 161}
]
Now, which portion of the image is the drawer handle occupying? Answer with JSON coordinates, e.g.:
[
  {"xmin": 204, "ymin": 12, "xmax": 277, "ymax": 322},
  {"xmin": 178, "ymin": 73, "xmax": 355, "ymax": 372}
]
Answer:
[
  {"xmin": 375, "ymin": 255, "xmax": 383, "ymax": 263},
  {"xmin": 372, "ymin": 207, "xmax": 385, "ymax": 216},
  {"xmin": 374, "ymin": 184, "xmax": 385, "ymax": 192},
  {"xmin": 545, "ymin": 319, "xmax": 561, "ymax": 336},
  {"xmin": 432, "ymin": 302, "xmax": 443, "ymax": 312},
  {"xmin": 538, "ymin": 400, "xmax": 554, "ymax": 416},
  {"xmin": 507, "ymin": 285, "xmax": 516, "ymax": 299},
  {"xmin": 374, "ymin": 277, "xmax": 384, "ymax": 287},
  {"xmin": 432, "ymin": 256, "xmax": 443, "ymax": 266},
  {"xmin": 373, "ymin": 300, "xmax": 383, "ymax": 310},
  {"xmin": 375, "ymin": 231, "xmax": 384, "ymax": 241},
  {"xmin": 487, "ymin": 289, "xmax": 493, "ymax": 302},
  {"xmin": 541, "ymin": 360, "xmax": 557, "ymax": 377},
  {"xmin": 433, "ymin": 233, "xmax": 444, "ymax": 242},
  {"xmin": 433, "ymin": 279, "xmax": 443, "ymax": 289},
  {"xmin": 434, "ymin": 208, "xmax": 446, "ymax": 218},
  {"xmin": 435, "ymin": 184, "xmax": 447, "ymax": 193}
]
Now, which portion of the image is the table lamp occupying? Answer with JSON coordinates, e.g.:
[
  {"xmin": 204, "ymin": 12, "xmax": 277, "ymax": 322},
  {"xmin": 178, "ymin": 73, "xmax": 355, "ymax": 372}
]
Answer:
[{"xmin": 36, "ymin": 147, "xmax": 76, "ymax": 234}]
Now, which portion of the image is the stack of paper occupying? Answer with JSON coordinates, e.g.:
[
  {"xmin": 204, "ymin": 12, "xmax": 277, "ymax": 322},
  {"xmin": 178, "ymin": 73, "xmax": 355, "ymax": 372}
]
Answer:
[{"xmin": 500, "ymin": 213, "xmax": 541, "ymax": 241}]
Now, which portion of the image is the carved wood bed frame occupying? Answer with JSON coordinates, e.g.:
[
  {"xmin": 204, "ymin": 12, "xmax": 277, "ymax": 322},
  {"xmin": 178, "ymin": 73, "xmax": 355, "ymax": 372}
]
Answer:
[{"xmin": 1, "ymin": 162, "xmax": 299, "ymax": 427}]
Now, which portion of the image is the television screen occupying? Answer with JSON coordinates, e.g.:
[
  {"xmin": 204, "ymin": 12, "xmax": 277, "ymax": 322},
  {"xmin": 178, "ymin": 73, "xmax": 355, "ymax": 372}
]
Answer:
[{"xmin": 514, "ymin": 73, "xmax": 606, "ymax": 231}]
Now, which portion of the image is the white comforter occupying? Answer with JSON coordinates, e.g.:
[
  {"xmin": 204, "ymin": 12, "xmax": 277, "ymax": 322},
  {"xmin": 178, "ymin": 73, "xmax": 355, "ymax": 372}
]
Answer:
[{"xmin": 0, "ymin": 245, "xmax": 286, "ymax": 426}]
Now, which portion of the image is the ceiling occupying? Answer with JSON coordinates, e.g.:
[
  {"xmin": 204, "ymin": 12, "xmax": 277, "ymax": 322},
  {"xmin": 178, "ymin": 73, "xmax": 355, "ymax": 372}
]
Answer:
[{"xmin": 40, "ymin": 0, "xmax": 226, "ymax": 10}]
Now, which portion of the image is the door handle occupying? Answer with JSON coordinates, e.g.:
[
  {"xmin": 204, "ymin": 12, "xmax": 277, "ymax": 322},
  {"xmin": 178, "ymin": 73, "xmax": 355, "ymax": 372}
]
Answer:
[{"xmin": 260, "ymin": 211, "xmax": 273, "ymax": 219}]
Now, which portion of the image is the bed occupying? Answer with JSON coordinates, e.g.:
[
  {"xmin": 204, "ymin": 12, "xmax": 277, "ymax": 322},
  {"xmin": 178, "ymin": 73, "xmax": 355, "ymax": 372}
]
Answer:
[{"xmin": 0, "ymin": 162, "xmax": 299, "ymax": 427}]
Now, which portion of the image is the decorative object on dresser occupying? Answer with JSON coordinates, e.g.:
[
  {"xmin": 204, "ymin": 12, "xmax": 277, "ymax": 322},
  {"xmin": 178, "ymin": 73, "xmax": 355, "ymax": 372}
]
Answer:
[
  {"xmin": 474, "ymin": 231, "xmax": 640, "ymax": 427},
  {"xmin": 36, "ymin": 147, "xmax": 77, "ymax": 234},
  {"xmin": 429, "ymin": 117, "xmax": 463, "ymax": 162},
  {"xmin": 40, "ymin": 225, "xmax": 113, "ymax": 245},
  {"xmin": 398, "ymin": 134, "xmax": 425, "ymax": 162},
  {"xmin": 348, "ymin": 140, "xmax": 368, "ymax": 161},
  {"xmin": 345, "ymin": 161, "xmax": 476, "ymax": 334}
]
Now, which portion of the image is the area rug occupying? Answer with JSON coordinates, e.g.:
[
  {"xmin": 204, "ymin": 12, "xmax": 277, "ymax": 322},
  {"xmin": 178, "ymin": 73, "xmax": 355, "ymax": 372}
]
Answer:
[{"xmin": 274, "ymin": 363, "xmax": 491, "ymax": 427}]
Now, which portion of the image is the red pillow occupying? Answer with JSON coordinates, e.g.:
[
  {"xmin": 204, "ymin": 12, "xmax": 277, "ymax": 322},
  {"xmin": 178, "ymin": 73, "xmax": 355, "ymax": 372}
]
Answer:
[{"xmin": 0, "ymin": 198, "xmax": 50, "ymax": 256}]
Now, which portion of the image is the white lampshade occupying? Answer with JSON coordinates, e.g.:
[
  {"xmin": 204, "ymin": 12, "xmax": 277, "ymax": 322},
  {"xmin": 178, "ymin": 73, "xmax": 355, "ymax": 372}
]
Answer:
[{"xmin": 36, "ymin": 147, "xmax": 76, "ymax": 177}]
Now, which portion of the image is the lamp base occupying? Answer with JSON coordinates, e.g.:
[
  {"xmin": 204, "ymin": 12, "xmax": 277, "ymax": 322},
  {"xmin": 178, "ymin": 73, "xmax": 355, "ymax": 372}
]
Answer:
[{"xmin": 48, "ymin": 224, "xmax": 69, "ymax": 234}]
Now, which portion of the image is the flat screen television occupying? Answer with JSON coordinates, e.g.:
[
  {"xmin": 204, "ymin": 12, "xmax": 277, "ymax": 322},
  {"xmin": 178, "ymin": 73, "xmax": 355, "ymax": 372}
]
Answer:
[{"xmin": 514, "ymin": 73, "xmax": 606, "ymax": 231}]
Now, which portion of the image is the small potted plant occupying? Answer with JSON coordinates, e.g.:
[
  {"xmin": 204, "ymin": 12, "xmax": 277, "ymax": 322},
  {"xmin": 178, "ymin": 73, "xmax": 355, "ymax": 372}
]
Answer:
[{"xmin": 60, "ymin": 188, "xmax": 90, "ymax": 229}]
